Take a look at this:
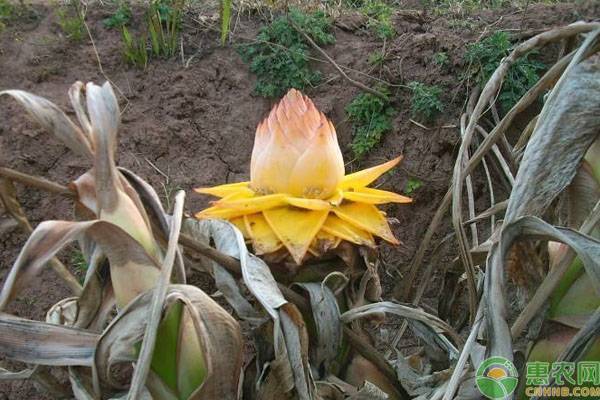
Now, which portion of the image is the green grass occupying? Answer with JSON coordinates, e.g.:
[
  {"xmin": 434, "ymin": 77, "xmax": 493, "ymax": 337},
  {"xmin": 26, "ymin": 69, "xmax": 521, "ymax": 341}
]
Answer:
[
  {"xmin": 0, "ymin": 0, "xmax": 38, "ymax": 32},
  {"xmin": 408, "ymin": 81, "xmax": 444, "ymax": 122},
  {"xmin": 346, "ymin": 88, "xmax": 395, "ymax": 158},
  {"xmin": 368, "ymin": 51, "xmax": 385, "ymax": 66},
  {"xmin": 103, "ymin": 1, "xmax": 131, "ymax": 29},
  {"xmin": 237, "ymin": 8, "xmax": 335, "ymax": 98},
  {"xmin": 122, "ymin": 26, "xmax": 148, "ymax": 69},
  {"xmin": 148, "ymin": 0, "xmax": 185, "ymax": 58},
  {"xmin": 56, "ymin": 0, "xmax": 86, "ymax": 42},
  {"xmin": 118, "ymin": 0, "xmax": 184, "ymax": 69},
  {"xmin": 465, "ymin": 31, "xmax": 545, "ymax": 112},
  {"xmin": 220, "ymin": 0, "xmax": 232, "ymax": 45},
  {"xmin": 70, "ymin": 250, "xmax": 88, "ymax": 282}
]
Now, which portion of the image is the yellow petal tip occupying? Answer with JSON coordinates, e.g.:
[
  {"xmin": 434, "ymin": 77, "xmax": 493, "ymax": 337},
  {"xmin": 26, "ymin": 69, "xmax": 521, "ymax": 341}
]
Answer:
[{"xmin": 341, "ymin": 155, "xmax": 404, "ymax": 190}]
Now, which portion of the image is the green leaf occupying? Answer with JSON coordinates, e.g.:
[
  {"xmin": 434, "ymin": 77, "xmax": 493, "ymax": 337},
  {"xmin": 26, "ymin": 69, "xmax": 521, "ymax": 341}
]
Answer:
[
  {"xmin": 103, "ymin": 2, "xmax": 131, "ymax": 29},
  {"xmin": 145, "ymin": 300, "xmax": 184, "ymax": 392},
  {"xmin": 404, "ymin": 178, "xmax": 423, "ymax": 195},
  {"xmin": 220, "ymin": 0, "xmax": 232, "ymax": 45},
  {"xmin": 408, "ymin": 81, "xmax": 444, "ymax": 122},
  {"xmin": 346, "ymin": 88, "xmax": 394, "ymax": 157},
  {"xmin": 237, "ymin": 8, "xmax": 334, "ymax": 97},
  {"xmin": 550, "ymin": 271, "xmax": 600, "ymax": 328},
  {"xmin": 465, "ymin": 31, "xmax": 545, "ymax": 112}
]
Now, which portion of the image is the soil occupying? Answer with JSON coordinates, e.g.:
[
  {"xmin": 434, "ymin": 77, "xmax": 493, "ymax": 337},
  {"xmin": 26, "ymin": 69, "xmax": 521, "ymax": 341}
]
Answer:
[{"xmin": 0, "ymin": 1, "xmax": 598, "ymax": 398}]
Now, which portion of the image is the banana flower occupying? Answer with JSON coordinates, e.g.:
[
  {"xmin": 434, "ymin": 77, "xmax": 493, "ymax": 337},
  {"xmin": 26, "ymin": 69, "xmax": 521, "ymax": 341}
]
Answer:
[{"xmin": 195, "ymin": 89, "xmax": 411, "ymax": 264}]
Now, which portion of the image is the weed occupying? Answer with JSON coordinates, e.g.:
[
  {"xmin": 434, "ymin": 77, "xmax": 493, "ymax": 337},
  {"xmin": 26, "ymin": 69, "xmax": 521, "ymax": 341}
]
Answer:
[
  {"xmin": 103, "ymin": 1, "xmax": 131, "ymax": 29},
  {"xmin": 122, "ymin": 26, "xmax": 148, "ymax": 69},
  {"xmin": 408, "ymin": 81, "xmax": 444, "ymax": 122},
  {"xmin": 162, "ymin": 180, "xmax": 184, "ymax": 211},
  {"xmin": 33, "ymin": 34, "xmax": 60, "ymax": 46},
  {"xmin": 426, "ymin": 0, "xmax": 507, "ymax": 16},
  {"xmin": 361, "ymin": 0, "xmax": 394, "ymax": 39},
  {"xmin": 0, "ymin": 0, "xmax": 11, "ymax": 16},
  {"xmin": 118, "ymin": 0, "xmax": 184, "ymax": 69},
  {"xmin": 35, "ymin": 65, "xmax": 62, "ymax": 82},
  {"xmin": 0, "ymin": 0, "xmax": 38, "ymax": 31},
  {"xmin": 70, "ymin": 250, "xmax": 88, "ymax": 282},
  {"xmin": 465, "ymin": 31, "xmax": 545, "ymax": 112},
  {"xmin": 0, "ymin": 0, "xmax": 12, "ymax": 19},
  {"xmin": 238, "ymin": 8, "xmax": 334, "ymax": 98},
  {"xmin": 345, "ymin": 0, "xmax": 394, "ymax": 39},
  {"xmin": 346, "ymin": 88, "xmax": 394, "ymax": 158},
  {"xmin": 148, "ymin": 0, "xmax": 185, "ymax": 58},
  {"xmin": 0, "ymin": 0, "xmax": 12, "ymax": 32},
  {"xmin": 56, "ymin": 0, "xmax": 86, "ymax": 42},
  {"xmin": 368, "ymin": 51, "xmax": 385, "ymax": 66},
  {"xmin": 404, "ymin": 177, "xmax": 422, "ymax": 195},
  {"xmin": 447, "ymin": 17, "xmax": 475, "ymax": 30},
  {"xmin": 220, "ymin": 0, "xmax": 232, "ymax": 45},
  {"xmin": 433, "ymin": 51, "xmax": 449, "ymax": 67}
]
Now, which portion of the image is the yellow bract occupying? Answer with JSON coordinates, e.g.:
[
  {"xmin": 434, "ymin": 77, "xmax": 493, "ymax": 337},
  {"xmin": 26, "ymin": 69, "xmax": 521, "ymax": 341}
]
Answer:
[{"xmin": 195, "ymin": 89, "xmax": 411, "ymax": 264}]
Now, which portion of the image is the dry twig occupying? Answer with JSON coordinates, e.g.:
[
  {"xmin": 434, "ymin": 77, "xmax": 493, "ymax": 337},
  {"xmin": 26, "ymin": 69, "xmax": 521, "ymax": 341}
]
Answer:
[{"xmin": 288, "ymin": 17, "xmax": 389, "ymax": 101}]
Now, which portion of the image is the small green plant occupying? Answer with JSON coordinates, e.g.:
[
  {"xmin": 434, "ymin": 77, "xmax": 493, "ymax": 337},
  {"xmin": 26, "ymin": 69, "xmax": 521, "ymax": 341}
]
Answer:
[
  {"xmin": 0, "ymin": 0, "xmax": 12, "ymax": 32},
  {"xmin": 237, "ymin": 8, "xmax": 335, "ymax": 98},
  {"xmin": 465, "ymin": 31, "xmax": 545, "ymax": 112},
  {"xmin": 408, "ymin": 81, "xmax": 444, "ymax": 122},
  {"xmin": 345, "ymin": 0, "xmax": 394, "ymax": 39},
  {"xmin": 404, "ymin": 177, "xmax": 423, "ymax": 195},
  {"xmin": 147, "ymin": 0, "xmax": 185, "ymax": 58},
  {"xmin": 362, "ymin": 0, "xmax": 394, "ymax": 39},
  {"xmin": 346, "ymin": 88, "xmax": 394, "ymax": 158},
  {"xmin": 122, "ymin": 26, "xmax": 148, "ymax": 69},
  {"xmin": 368, "ymin": 51, "xmax": 385, "ymax": 66},
  {"xmin": 103, "ymin": 1, "xmax": 131, "ymax": 29},
  {"xmin": 70, "ymin": 250, "xmax": 88, "ymax": 282},
  {"xmin": 118, "ymin": 0, "xmax": 184, "ymax": 69},
  {"xmin": 0, "ymin": 1, "xmax": 38, "ymax": 31},
  {"xmin": 433, "ymin": 51, "xmax": 449, "ymax": 67},
  {"xmin": 0, "ymin": 0, "xmax": 11, "ymax": 15},
  {"xmin": 0, "ymin": 0, "xmax": 13, "ymax": 25},
  {"xmin": 447, "ymin": 17, "xmax": 475, "ymax": 30},
  {"xmin": 425, "ymin": 0, "xmax": 507, "ymax": 16},
  {"xmin": 56, "ymin": 0, "xmax": 85, "ymax": 42},
  {"xmin": 220, "ymin": 0, "xmax": 232, "ymax": 45}
]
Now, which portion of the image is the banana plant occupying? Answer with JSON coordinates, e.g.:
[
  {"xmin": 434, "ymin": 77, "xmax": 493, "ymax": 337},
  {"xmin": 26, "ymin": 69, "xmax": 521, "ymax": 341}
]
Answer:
[
  {"xmin": 0, "ymin": 82, "xmax": 243, "ymax": 399},
  {"xmin": 523, "ymin": 143, "xmax": 600, "ymax": 396},
  {"xmin": 415, "ymin": 23, "xmax": 600, "ymax": 400},
  {"xmin": 477, "ymin": 32, "xmax": 600, "ymax": 397},
  {"xmin": 194, "ymin": 88, "xmax": 462, "ymax": 400}
]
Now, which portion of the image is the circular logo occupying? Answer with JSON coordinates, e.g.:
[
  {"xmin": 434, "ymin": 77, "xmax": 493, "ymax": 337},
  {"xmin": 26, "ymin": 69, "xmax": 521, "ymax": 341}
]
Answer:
[{"xmin": 475, "ymin": 356, "xmax": 519, "ymax": 400}]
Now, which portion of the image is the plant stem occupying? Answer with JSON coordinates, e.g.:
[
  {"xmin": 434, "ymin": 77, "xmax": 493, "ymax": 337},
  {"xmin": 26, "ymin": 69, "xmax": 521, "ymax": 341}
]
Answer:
[
  {"xmin": 182, "ymin": 234, "xmax": 410, "ymax": 399},
  {"xmin": 0, "ymin": 168, "xmax": 75, "ymax": 198}
]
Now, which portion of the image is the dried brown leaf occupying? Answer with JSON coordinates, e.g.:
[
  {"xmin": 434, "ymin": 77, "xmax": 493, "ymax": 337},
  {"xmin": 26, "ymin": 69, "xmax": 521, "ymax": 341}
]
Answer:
[
  {"xmin": 0, "ymin": 90, "xmax": 93, "ymax": 157},
  {"xmin": 0, "ymin": 314, "xmax": 98, "ymax": 366}
]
